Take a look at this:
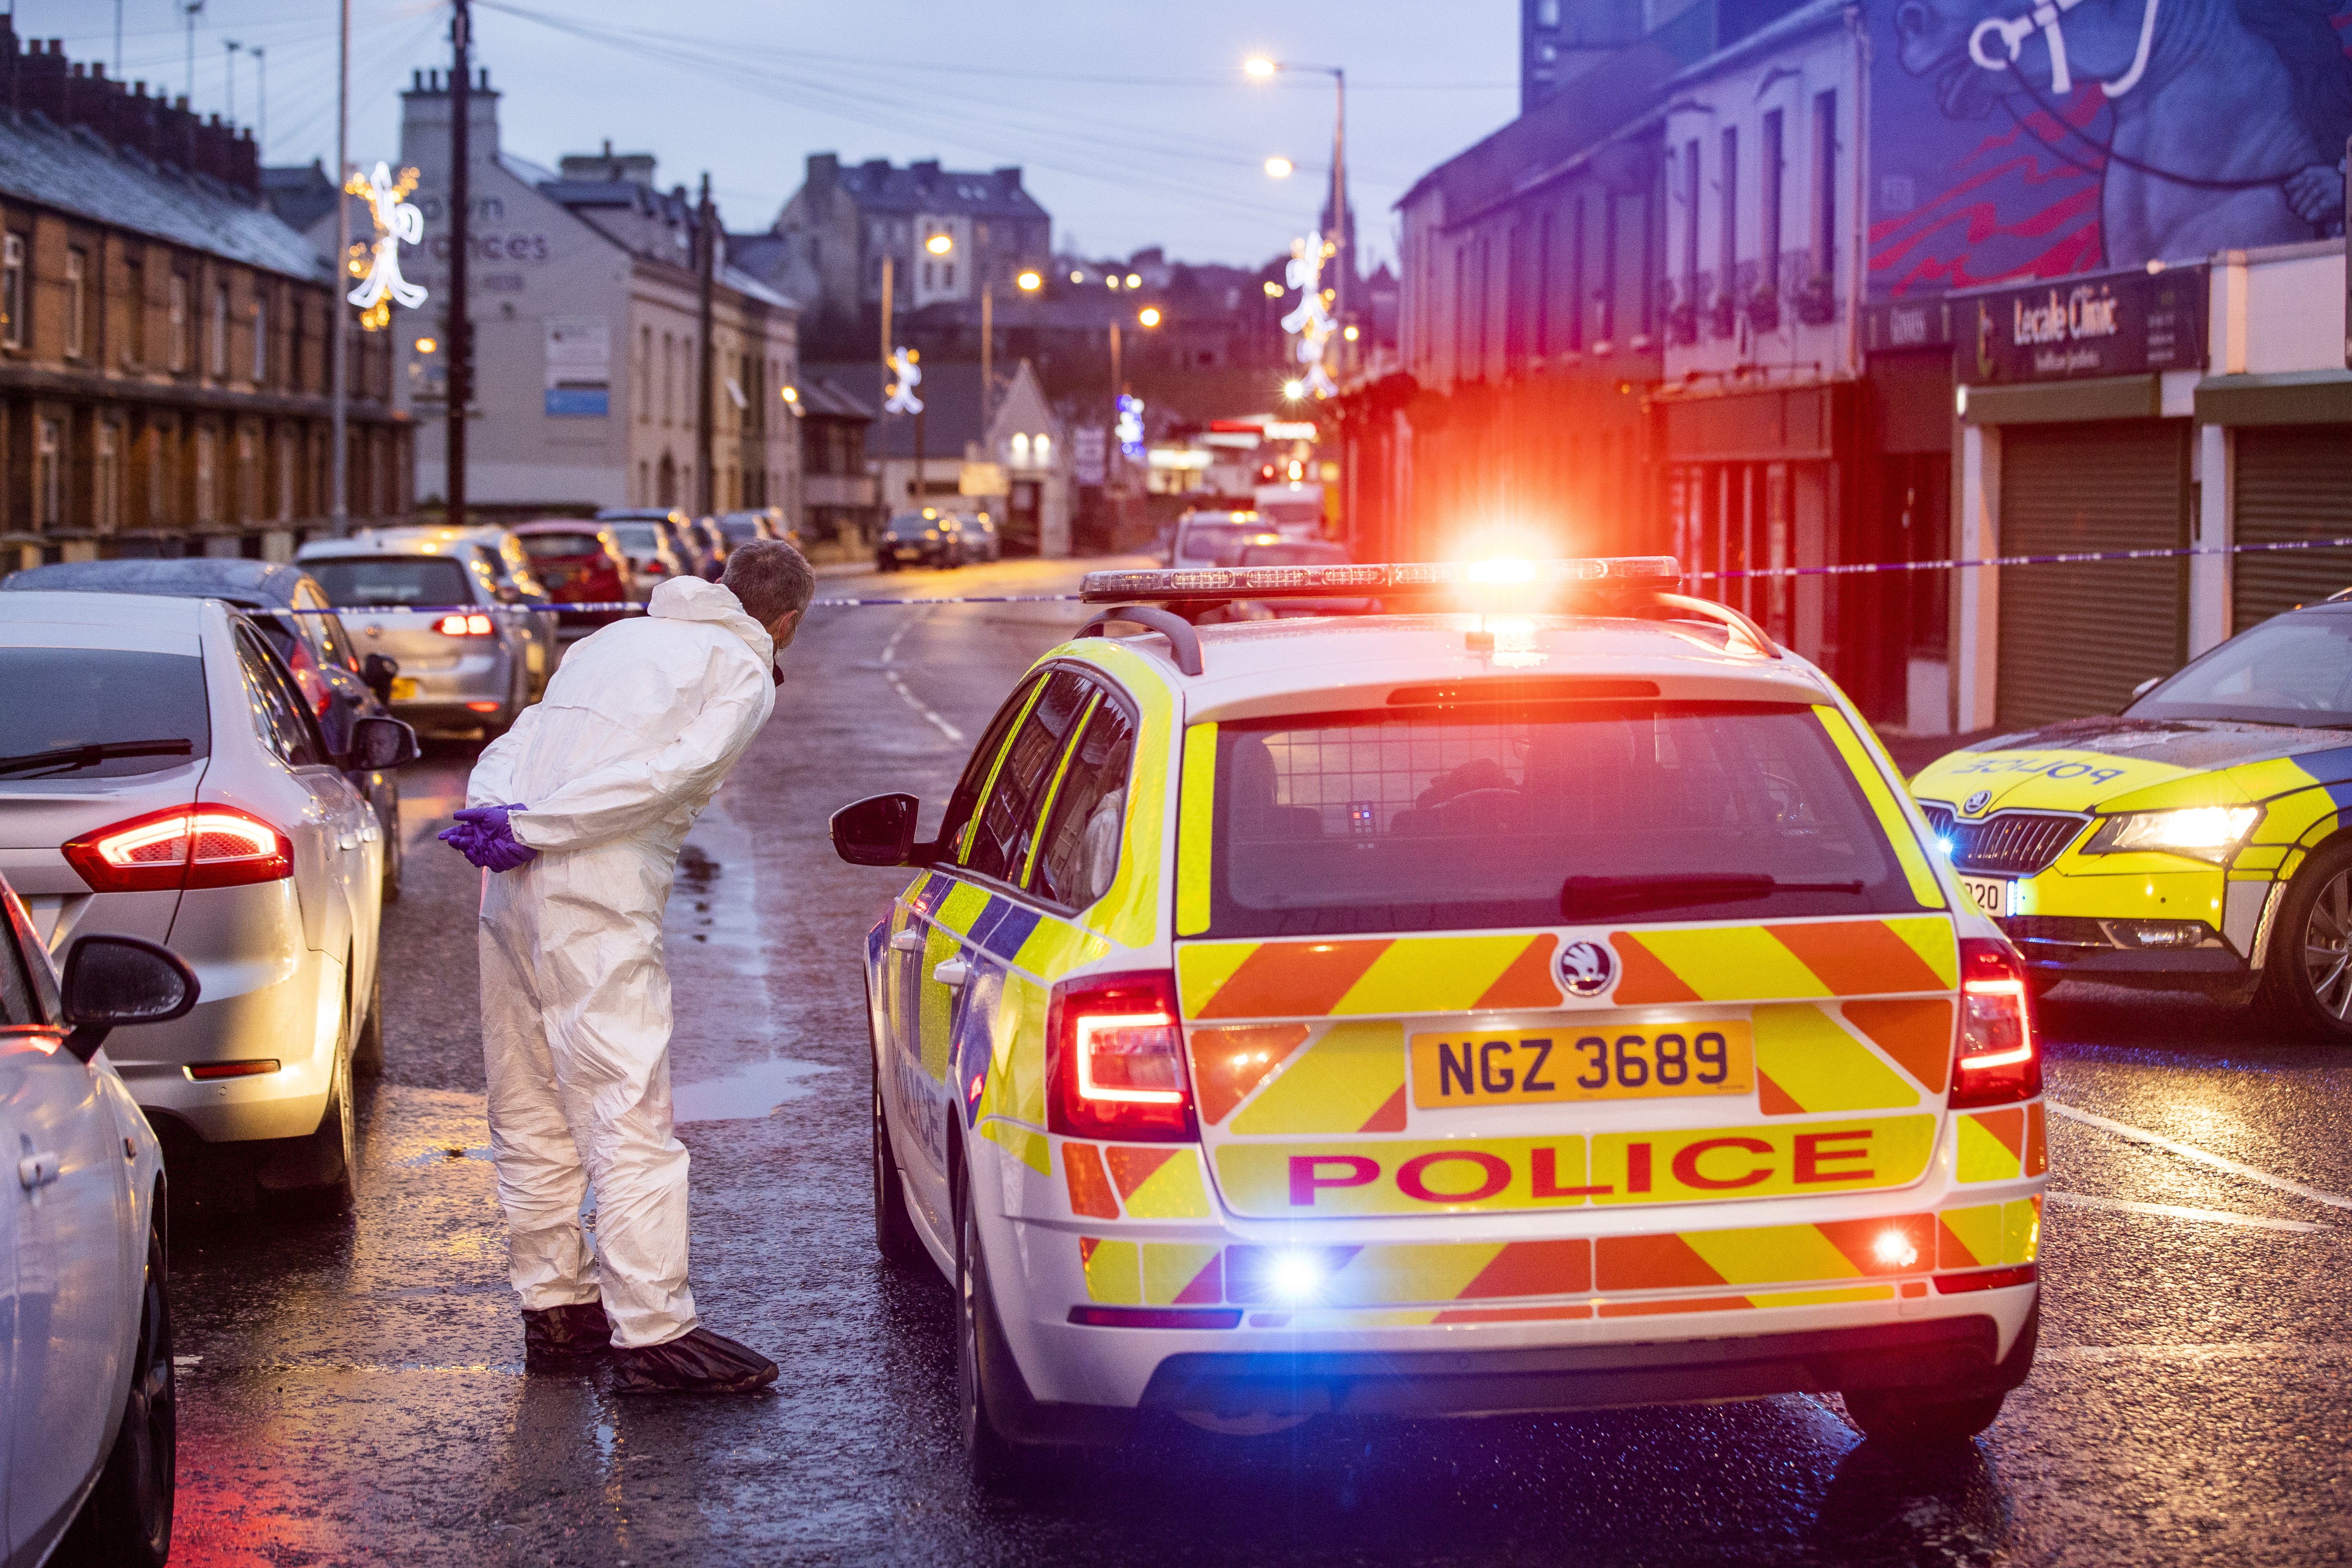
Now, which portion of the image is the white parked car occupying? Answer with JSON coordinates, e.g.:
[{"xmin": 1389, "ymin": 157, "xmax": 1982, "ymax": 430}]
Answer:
[
  {"xmin": 3, "ymin": 870, "xmax": 196, "ymax": 1566},
  {"xmin": 0, "ymin": 591, "xmax": 416, "ymax": 1211}
]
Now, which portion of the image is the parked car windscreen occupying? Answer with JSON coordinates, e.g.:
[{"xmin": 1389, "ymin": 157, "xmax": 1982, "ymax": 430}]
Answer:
[
  {"xmin": 1203, "ymin": 700, "xmax": 1910, "ymax": 936},
  {"xmin": 2127, "ymin": 611, "xmax": 2352, "ymax": 728},
  {"xmin": 717, "ymin": 518, "xmax": 767, "ymax": 545},
  {"xmin": 885, "ymin": 514, "xmax": 943, "ymax": 539},
  {"xmin": 1179, "ymin": 522, "xmax": 1274, "ymax": 561},
  {"xmin": 1237, "ymin": 542, "xmax": 1350, "ymax": 568},
  {"xmin": 517, "ymin": 531, "xmax": 606, "ymax": 560},
  {"xmin": 607, "ymin": 525, "xmax": 664, "ymax": 555},
  {"xmin": 0, "ymin": 649, "xmax": 211, "ymax": 779},
  {"xmin": 305, "ymin": 557, "xmax": 473, "ymax": 608}
]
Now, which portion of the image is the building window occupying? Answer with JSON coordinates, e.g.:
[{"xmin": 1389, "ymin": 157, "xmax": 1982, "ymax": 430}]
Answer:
[
  {"xmin": 1600, "ymin": 196, "xmax": 1619, "ymax": 345},
  {"xmin": 637, "ymin": 326, "xmax": 651, "ymax": 422},
  {"xmin": 211, "ymin": 282, "xmax": 229, "ymax": 377},
  {"xmin": 1681, "ymin": 138, "xmax": 1701, "ymax": 313},
  {"xmin": 1570, "ymin": 198, "xmax": 1587, "ymax": 351},
  {"xmin": 1761, "ymin": 109, "xmax": 1785, "ymax": 293},
  {"xmin": 124, "ymin": 258, "xmax": 145, "ymax": 367},
  {"xmin": 1534, "ymin": 211, "xmax": 1553, "ymax": 356},
  {"xmin": 2, "ymin": 234, "xmax": 23, "ymax": 349},
  {"xmin": 65, "ymin": 247, "xmax": 88, "ymax": 359},
  {"xmin": 1451, "ymin": 246, "xmax": 1467, "ymax": 376},
  {"xmin": 195, "ymin": 425, "xmax": 217, "ymax": 524},
  {"xmin": 236, "ymin": 428, "xmax": 256, "ymax": 522},
  {"xmin": 168, "ymin": 273, "xmax": 190, "ymax": 371},
  {"xmin": 1718, "ymin": 127, "xmax": 1739, "ymax": 304},
  {"xmin": 277, "ymin": 429, "xmax": 295, "ymax": 521},
  {"xmin": 35, "ymin": 417, "xmax": 61, "ymax": 526},
  {"xmin": 1035, "ymin": 433, "xmax": 1051, "ymax": 467},
  {"xmin": 1476, "ymin": 235, "xmax": 1492, "ymax": 371},
  {"xmin": 1811, "ymin": 91, "xmax": 1838, "ymax": 285},
  {"xmin": 252, "ymin": 296, "xmax": 269, "ymax": 384},
  {"xmin": 95, "ymin": 420, "xmax": 122, "ymax": 530},
  {"xmin": 662, "ymin": 333, "xmax": 674, "ymax": 426},
  {"xmin": 942, "ymin": 262, "xmax": 954, "ymax": 291}
]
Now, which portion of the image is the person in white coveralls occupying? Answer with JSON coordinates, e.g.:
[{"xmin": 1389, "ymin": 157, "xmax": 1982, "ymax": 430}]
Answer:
[{"xmin": 443, "ymin": 540, "xmax": 813, "ymax": 1393}]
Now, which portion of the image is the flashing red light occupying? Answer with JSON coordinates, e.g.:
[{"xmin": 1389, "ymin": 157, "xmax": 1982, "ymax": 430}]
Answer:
[
  {"xmin": 63, "ymin": 805, "xmax": 292, "ymax": 893},
  {"xmin": 1948, "ymin": 937, "xmax": 2041, "ymax": 1108},
  {"xmin": 1046, "ymin": 971, "xmax": 1195, "ymax": 1142},
  {"xmin": 436, "ymin": 612, "xmax": 494, "ymax": 636}
]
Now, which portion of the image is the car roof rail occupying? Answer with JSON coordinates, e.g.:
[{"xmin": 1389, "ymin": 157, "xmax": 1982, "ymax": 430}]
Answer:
[
  {"xmin": 1077, "ymin": 604, "xmax": 1205, "ymax": 677},
  {"xmin": 1648, "ymin": 592, "xmax": 1780, "ymax": 659}
]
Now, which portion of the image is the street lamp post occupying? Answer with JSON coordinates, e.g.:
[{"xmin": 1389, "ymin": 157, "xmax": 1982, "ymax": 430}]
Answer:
[
  {"xmin": 1245, "ymin": 57, "xmax": 1348, "ymax": 341},
  {"xmin": 982, "ymin": 267, "xmax": 1044, "ymax": 435}
]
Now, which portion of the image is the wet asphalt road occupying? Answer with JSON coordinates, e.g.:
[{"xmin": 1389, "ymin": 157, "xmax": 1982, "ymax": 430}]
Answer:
[{"xmin": 161, "ymin": 556, "xmax": 2352, "ymax": 1566}]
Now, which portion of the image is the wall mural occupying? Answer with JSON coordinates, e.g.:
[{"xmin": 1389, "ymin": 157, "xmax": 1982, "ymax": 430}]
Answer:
[{"xmin": 1867, "ymin": 0, "xmax": 2352, "ymax": 297}]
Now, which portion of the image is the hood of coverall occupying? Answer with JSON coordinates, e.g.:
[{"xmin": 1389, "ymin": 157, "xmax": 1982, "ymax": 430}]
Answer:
[{"xmin": 645, "ymin": 574, "xmax": 775, "ymax": 668}]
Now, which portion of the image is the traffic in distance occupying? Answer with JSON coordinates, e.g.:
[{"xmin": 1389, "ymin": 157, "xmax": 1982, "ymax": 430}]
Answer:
[{"xmin": 4, "ymin": 523, "xmax": 2349, "ymax": 1556}]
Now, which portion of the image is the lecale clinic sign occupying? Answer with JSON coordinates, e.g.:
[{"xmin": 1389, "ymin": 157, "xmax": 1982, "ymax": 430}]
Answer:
[{"xmin": 1956, "ymin": 264, "xmax": 2207, "ymax": 384}]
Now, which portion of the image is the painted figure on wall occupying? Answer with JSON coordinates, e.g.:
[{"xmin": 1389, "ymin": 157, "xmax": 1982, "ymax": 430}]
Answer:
[{"xmin": 1870, "ymin": 0, "xmax": 2352, "ymax": 296}]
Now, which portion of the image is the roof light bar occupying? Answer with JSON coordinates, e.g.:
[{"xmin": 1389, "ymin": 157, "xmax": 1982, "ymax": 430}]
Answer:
[{"xmin": 1077, "ymin": 556, "xmax": 1682, "ymax": 604}]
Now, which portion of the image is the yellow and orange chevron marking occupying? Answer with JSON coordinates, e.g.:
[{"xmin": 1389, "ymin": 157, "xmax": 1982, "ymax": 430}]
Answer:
[
  {"xmin": 1060, "ymin": 1141, "xmax": 1213, "ymax": 1221},
  {"xmin": 1179, "ymin": 934, "xmax": 1562, "ymax": 1020},
  {"xmin": 1955, "ymin": 1102, "xmax": 2047, "ymax": 1183},
  {"xmin": 1937, "ymin": 1196, "xmax": 2043, "ymax": 1270},
  {"xmin": 1610, "ymin": 917, "xmax": 1957, "ymax": 1006}
]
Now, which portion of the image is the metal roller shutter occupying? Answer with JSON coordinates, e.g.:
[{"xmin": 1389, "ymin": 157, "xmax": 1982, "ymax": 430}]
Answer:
[
  {"xmin": 1995, "ymin": 420, "xmax": 2188, "ymax": 729},
  {"xmin": 2234, "ymin": 425, "xmax": 2352, "ymax": 631}
]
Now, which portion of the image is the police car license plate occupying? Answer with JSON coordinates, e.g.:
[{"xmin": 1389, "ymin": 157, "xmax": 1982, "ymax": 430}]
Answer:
[
  {"xmin": 1411, "ymin": 1023, "xmax": 1755, "ymax": 1108},
  {"xmin": 389, "ymin": 677, "xmax": 419, "ymax": 701},
  {"xmin": 1958, "ymin": 875, "xmax": 2009, "ymax": 918}
]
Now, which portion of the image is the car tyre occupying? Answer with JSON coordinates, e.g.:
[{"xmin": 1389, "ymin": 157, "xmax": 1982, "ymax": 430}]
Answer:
[
  {"xmin": 259, "ymin": 1003, "xmax": 357, "ymax": 1215},
  {"xmin": 956, "ymin": 1175, "xmax": 1047, "ymax": 1488},
  {"xmin": 352, "ymin": 960, "xmax": 386, "ymax": 1077},
  {"xmin": 870, "ymin": 984, "xmax": 925, "ymax": 1270},
  {"xmin": 1840, "ymin": 1386, "xmax": 2007, "ymax": 1446},
  {"xmin": 380, "ymin": 783, "xmax": 404, "ymax": 905},
  {"xmin": 55, "ymin": 1208, "xmax": 175, "ymax": 1568},
  {"xmin": 2256, "ymin": 837, "xmax": 2352, "ymax": 1043}
]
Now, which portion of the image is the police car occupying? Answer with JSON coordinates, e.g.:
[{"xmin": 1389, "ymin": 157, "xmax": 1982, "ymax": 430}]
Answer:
[
  {"xmin": 1913, "ymin": 595, "xmax": 2352, "ymax": 1035},
  {"xmin": 832, "ymin": 557, "xmax": 2045, "ymax": 1482}
]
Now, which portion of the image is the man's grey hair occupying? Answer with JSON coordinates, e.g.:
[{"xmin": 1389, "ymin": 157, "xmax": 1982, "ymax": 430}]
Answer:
[{"xmin": 722, "ymin": 539, "xmax": 816, "ymax": 626}]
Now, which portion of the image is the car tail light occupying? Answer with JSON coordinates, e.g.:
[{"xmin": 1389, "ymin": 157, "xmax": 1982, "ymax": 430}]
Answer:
[
  {"xmin": 436, "ymin": 613, "xmax": 494, "ymax": 636},
  {"xmin": 641, "ymin": 559, "xmax": 669, "ymax": 576},
  {"xmin": 1949, "ymin": 937, "xmax": 2041, "ymax": 1107},
  {"xmin": 63, "ymin": 805, "xmax": 293, "ymax": 893},
  {"xmin": 1046, "ymin": 970, "xmax": 1195, "ymax": 1142},
  {"xmin": 186, "ymin": 1060, "xmax": 280, "ymax": 1080}
]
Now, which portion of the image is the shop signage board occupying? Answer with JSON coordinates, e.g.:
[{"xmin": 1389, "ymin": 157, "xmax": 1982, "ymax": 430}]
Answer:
[{"xmin": 1955, "ymin": 265, "xmax": 2207, "ymax": 385}]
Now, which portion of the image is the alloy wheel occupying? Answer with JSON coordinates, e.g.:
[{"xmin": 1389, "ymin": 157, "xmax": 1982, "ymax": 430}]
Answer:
[{"xmin": 2303, "ymin": 868, "xmax": 2352, "ymax": 1021}]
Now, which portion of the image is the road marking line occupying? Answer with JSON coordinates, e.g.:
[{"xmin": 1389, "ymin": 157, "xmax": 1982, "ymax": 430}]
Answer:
[
  {"xmin": 2042, "ymin": 1342, "xmax": 2352, "ymax": 1364},
  {"xmin": 876, "ymin": 609, "xmax": 965, "ymax": 744},
  {"xmin": 2046, "ymin": 1100, "xmax": 2352, "ymax": 1213},
  {"xmin": 2045, "ymin": 1190, "xmax": 2329, "ymax": 1234}
]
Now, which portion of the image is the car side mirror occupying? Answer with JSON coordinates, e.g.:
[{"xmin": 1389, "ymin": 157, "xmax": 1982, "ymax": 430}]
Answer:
[
  {"xmin": 362, "ymin": 652, "xmax": 399, "ymax": 705},
  {"xmin": 830, "ymin": 793, "xmax": 935, "ymax": 867},
  {"xmin": 61, "ymin": 935, "xmax": 199, "ymax": 1063},
  {"xmin": 351, "ymin": 715, "xmax": 422, "ymax": 770}
]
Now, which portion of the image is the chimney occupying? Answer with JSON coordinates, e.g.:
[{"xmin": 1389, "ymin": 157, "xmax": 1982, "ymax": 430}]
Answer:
[{"xmin": 993, "ymin": 165, "xmax": 1022, "ymax": 192}]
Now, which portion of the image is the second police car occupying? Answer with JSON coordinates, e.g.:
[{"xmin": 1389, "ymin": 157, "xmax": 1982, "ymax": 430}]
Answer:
[{"xmin": 833, "ymin": 557, "xmax": 2046, "ymax": 1481}]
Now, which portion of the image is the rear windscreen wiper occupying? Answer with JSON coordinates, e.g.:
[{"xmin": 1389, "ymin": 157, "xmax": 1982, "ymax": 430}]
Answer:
[
  {"xmin": 0, "ymin": 739, "xmax": 194, "ymax": 778},
  {"xmin": 1561, "ymin": 873, "xmax": 1865, "ymax": 920}
]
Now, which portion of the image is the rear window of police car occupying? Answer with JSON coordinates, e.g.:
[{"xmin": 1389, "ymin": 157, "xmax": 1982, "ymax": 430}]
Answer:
[{"xmin": 1204, "ymin": 698, "xmax": 1912, "ymax": 936}]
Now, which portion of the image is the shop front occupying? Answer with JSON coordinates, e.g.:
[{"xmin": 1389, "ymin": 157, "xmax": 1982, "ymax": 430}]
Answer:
[{"xmin": 1952, "ymin": 265, "xmax": 2208, "ymax": 731}]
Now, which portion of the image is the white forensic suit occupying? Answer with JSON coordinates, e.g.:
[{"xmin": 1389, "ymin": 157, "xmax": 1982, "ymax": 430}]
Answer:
[{"xmin": 466, "ymin": 575, "xmax": 776, "ymax": 1348}]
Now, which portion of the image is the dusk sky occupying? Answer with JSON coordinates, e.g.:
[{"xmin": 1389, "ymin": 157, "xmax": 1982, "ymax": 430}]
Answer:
[{"xmin": 43, "ymin": 1, "xmax": 1521, "ymax": 273}]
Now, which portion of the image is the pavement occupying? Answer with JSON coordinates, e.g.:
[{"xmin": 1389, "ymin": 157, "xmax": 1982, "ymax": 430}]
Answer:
[{"xmin": 162, "ymin": 556, "xmax": 2352, "ymax": 1565}]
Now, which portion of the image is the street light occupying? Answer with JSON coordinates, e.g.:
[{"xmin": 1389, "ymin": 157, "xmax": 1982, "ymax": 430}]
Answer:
[
  {"xmin": 1137, "ymin": 307, "xmax": 1162, "ymax": 328},
  {"xmin": 1016, "ymin": 269, "xmax": 1042, "ymax": 292},
  {"xmin": 1282, "ymin": 379, "xmax": 1305, "ymax": 400},
  {"xmin": 1265, "ymin": 156, "xmax": 1293, "ymax": 178},
  {"xmin": 1244, "ymin": 55, "xmax": 1349, "ymax": 343},
  {"xmin": 925, "ymin": 233, "xmax": 953, "ymax": 256}
]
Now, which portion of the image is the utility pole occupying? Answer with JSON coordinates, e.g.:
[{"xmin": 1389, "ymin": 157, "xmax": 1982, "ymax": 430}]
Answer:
[
  {"xmin": 224, "ymin": 39, "xmax": 237, "ymax": 125},
  {"xmin": 329, "ymin": 0, "xmax": 349, "ymax": 533},
  {"xmin": 879, "ymin": 253, "xmax": 898, "ymax": 509},
  {"xmin": 695, "ymin": 172, "xmax": 716, "ymax": 517},
  {"xmin": 183, "ymin": 2, "xmax": 202, "ymax": 107},
  {"xmin": 251, "ymin": 45, "xmax": 264, "ymax": 156},
  {"xmin": 980, "ymin": 283, "xmax": 992, "ymax": 434},
  {"xmin": 1107, "ymin": 320, "xmax": 1122, "ymax": 488},
  {"xmin": 447, "ymin": 1, "xmax": 472, "ymax": 532},
  {"xmin": 114, "ymin": 0, "xmax": 124, "ymax": 77},
  {"xmin": 1331, "ymin": 68, "xmax": 1348, "ymax": 343}
]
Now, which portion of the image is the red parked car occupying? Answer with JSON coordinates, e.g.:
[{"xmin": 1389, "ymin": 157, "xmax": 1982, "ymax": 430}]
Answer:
[{"xmin": 509, "ymin": 522, "xmax": 638, "ymax": 629}]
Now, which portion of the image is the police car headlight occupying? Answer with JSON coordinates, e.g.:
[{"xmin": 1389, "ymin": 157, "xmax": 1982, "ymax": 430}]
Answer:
[{"xmin": 2083, "ymin": 806, "xmax": 2258, "ymax": 864}]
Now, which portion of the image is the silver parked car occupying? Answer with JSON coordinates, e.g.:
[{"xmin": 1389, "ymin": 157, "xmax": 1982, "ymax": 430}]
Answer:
[
  {"xmin": 1, "ymin": 872, "xmax": 189, "ymax": 1566},
  {"xmin": 0, "ymin": 591, "xmax": 416, "ymax": 1212},
  {"xmin": 594, "ymin": 508, "xmax": 700, "ymax": 593},
  {"xmin": 298, "ymin": 533, "xmax": 551, "ymax": 736}
]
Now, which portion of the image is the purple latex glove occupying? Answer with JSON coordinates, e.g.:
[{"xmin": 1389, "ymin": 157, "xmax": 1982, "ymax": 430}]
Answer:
[{"xmin": 447, "ymin": 804, "xmax": 539, "ymax": 872}]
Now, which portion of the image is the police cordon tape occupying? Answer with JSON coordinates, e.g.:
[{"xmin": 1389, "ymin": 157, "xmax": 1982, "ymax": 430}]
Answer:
[{"xmin": 283, "ymin": 531, "xmax": 2352, "ymax": 616}]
